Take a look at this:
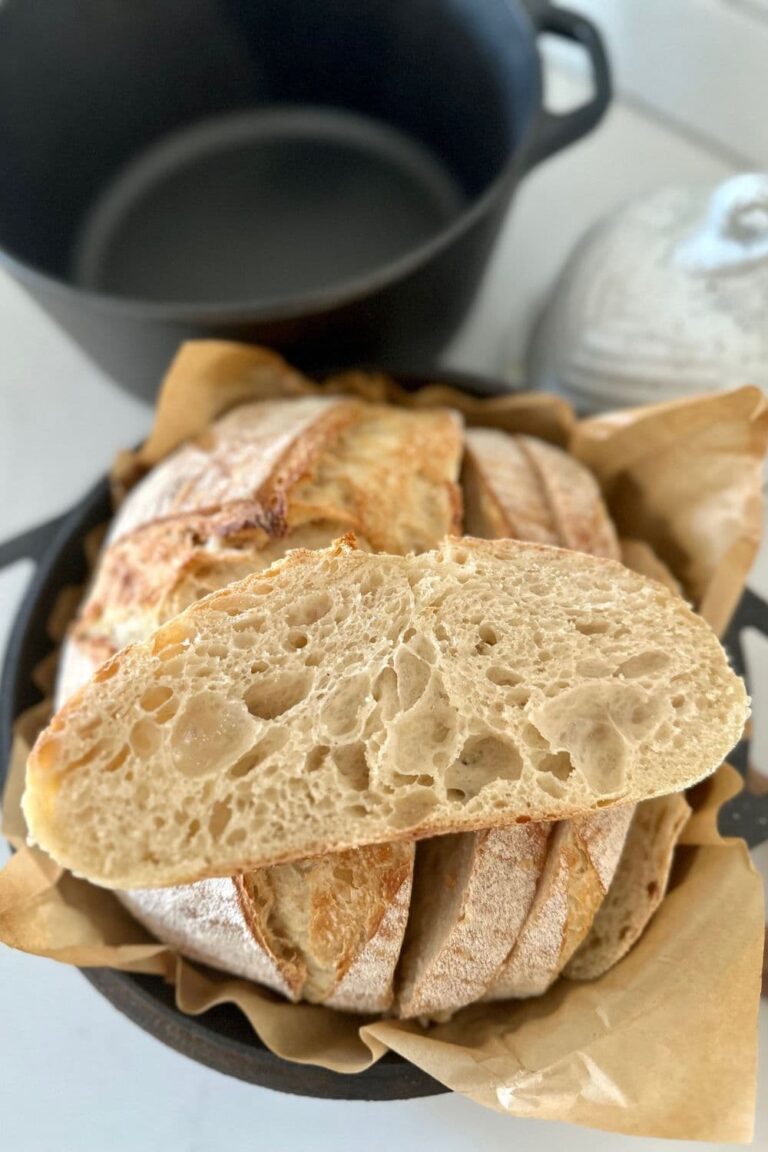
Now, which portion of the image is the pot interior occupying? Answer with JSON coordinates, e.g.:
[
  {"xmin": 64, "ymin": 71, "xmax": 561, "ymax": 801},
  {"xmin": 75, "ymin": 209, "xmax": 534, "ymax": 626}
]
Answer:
[{"xmin": 0, "ymin": 0, "xmax": 537, "ymax": 307}]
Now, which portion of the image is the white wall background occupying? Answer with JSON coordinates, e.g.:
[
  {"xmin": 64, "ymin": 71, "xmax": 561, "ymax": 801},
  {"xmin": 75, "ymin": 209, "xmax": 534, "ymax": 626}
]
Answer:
[{"xmin": 550, "ymin": 0, "xmax": 768, "ymax": 167}]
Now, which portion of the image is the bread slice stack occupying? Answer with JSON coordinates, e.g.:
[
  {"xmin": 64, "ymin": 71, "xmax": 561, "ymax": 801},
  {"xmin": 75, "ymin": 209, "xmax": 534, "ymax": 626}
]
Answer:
[
  {"xmin": 26, "ymin": 394, "xmax": 746, "ymax": 1018},
  {"xmin": 55, "ymin": 397, "xmax": 462, "ymax": 1011}
]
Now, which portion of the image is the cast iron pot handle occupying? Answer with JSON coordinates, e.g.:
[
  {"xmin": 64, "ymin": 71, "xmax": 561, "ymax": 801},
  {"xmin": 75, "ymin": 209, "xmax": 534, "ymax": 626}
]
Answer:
[
  {"xmin": 527, "ymin": 5, "xmax": 611, "ymax": 167},
  {"xmin": 0, "ymin": 513, "xmax": 70, "ymax": 571}
]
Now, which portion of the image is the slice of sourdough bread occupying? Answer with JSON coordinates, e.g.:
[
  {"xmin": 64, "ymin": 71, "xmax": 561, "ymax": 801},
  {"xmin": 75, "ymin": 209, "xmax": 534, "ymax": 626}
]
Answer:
[
  {"xmin": 395, "ymin": 823, "xmax": 551, "ymax": 1018},
  {"xmin": 27, "ymin": 535, "xmax": 747, "ymax": 889},
  {"xmin": 483, "ymin": 804, "xmax": 634, "ymax": 1000},
  {"xmin": 564, "ymin": 791, "xmax": 692, "ymax": 981}
]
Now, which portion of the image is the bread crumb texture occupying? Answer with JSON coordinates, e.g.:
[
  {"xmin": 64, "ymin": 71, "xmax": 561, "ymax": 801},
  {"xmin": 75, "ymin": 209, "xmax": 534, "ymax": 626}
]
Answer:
[{"xmin": 24, "ymin": 536, "xmax": 746, "ymax": 889}]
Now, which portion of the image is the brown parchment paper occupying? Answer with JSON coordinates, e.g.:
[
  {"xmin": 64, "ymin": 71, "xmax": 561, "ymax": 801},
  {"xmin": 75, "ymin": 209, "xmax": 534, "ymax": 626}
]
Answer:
[{"xmin": 2, "ymin": 341, "xmax": 767, "ymax": 1142}]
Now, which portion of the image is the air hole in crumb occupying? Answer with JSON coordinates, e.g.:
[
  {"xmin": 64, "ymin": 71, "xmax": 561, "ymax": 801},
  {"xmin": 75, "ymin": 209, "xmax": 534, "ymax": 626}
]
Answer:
[
  {"xmin": 103, "ymin": 745, "xmax": 129, "ymax": 773},
  {"xmin": 140, "ymin": 685, "xmax": 173, "ymax": 712},
  {"xmin": 228, "ymin": 729, "xmax": 289, "ymax": 779},
  {"xmin": 209, "ymin": 799, "xmax": 232, "ymax": 840},
  {"xmin": 359, "ymin": 573, "xmax": 383, "ymax": 596},
  {"xmin": 487, "ymin": 667, "xmax": 521, "ymax": 687},
  {"xmin": 345, "ymin": 803, "xmax": 368, "ymax": 818},
  {"xmin": 233, "ymin": 614, "xmax": 265, "ymax": 633},
  {"xmin": 285, "ymin": 629, "xmax": 308, "ymax": 650},
  {"xmin": 332, "ymin": 743, "xmax": 370, "ymax": 792},
  {"xmin": 394, "ymin": 646, "xmax": 431, "ymax": 711},
  {"xmin": 226, "ymin": 828, "xmax": 247, "ymax": 846},
  {"xmin": 245, "ymin": 669, "xmax": 313, "ymax": 720},
  {"xmin": 447, "ymin": 788, "xmax": 465, "ymax": 802},
  {"xmin": 216, "ymin": 594, "xmax": 256, "ymax": 616},
  {"xmin": 392, "ymin": 789, "xmax": 439, "ymax": 828},
  {"xmin": 479, "ymin": 625, "xmax": 498, "ymax": 647},
  {"xmin": 620, "ymin": 650, "xmax": 671, "ymax": 678},
  {"xmin": 94, "ymin": 660, "xmax": 119, "ymax": 683},
  {"xmin": 287, "ymin": 592, "xmax": 332, "ymax": 628},
  {"xmin": 538, "ymin": 776, "xmax": 565, "ymax": 799},
  {"xmin": 444, "ymin": 734, "xmax": 522, "ymax": 798},
  {"xmin": 152, "ymin": 623, "xmax": 194, "ymax": 656},
  {"xmin": 206, "ymin": 643, "xmax": 229, "ymax": 659},
  {"xmin": 507, "ymin": 687, "xmax": 532, "ymax": 706},
  {"xmin": 574, "ymin": 619, "xmax": 609, "ymax": 636},
  {"xmin": 130, "ymin": 719, "xmax": 160, "ymax": 758},
  {"xmin": 171, "ymin": 693, "xmax": 254, "ymax": 777},
  {"xmin": 306, "ymin": 745, "xmax": 330, "ymax": 773},
  {"xmin": 537, "ymin": 750, "xmax": 574, "ymax": 781},
  {"xmin": 522, "ymin": 723, "xmax": 549, "ymax": 750},
  {"xmin": 155, "ymin": 699, "xmax": 178, "ymax": 725},
  {"xmin": 320, "ymin": 673, "xmax": 370, "ymax": 736},
  {"xmin": 647, "ymin": 880, "xmax": 659, "ymax": 898}
]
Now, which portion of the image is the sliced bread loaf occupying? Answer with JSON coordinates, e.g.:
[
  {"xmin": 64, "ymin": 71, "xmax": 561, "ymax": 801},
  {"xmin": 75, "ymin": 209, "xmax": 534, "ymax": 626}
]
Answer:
[
  {"xmin": 564, "ymin": 792, "xmax": 691, "ymax": 981},
  {"xmin": 395, "ymin": 823, "xmax": 551, "ymax": 1018},
  {"xmin": 462, "ymin": 428, "xmax": 620, "ymax": 559},
  {"xmin": 483, "ymin": 804, "xmax": 634, "ymax": 999},
  {"xmin": 56, "ymin": 397, "xmax": 464, "ymax": 1009},
  {"xmin": 394, "ymin": 429, "xmax": 624, "ymax": 1018},
  {"xmin": 118, "ymin": 841, "xmax": 413, "ymax": 1011},
  {"xmin": 26, "ymin": 535, "xmax": 747, "ymax": 889}
]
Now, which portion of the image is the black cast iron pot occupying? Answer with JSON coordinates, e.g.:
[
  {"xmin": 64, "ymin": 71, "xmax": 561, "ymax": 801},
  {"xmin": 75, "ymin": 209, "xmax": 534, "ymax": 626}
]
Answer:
[
  {"xmin": 0, "ymin": 0, "xmax": 610, "ymax": 396},
  {"xmin": 1, "ymin": 367, "xmax": 765, "ymax": 1098}
]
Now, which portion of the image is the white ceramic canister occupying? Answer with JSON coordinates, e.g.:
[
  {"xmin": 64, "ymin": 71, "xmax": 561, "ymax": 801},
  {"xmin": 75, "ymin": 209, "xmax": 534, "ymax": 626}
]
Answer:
[{"xmin": 527, "ymin": 173, "xmax": 768, "ymax": 412}]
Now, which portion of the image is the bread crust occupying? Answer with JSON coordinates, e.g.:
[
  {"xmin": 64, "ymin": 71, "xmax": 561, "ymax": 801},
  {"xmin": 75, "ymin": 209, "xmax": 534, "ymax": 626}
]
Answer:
[
  {"xmin": 483, "ymin": 804, "xmax": 634, "ymax": 999},
  {"xmin": 564, "ymin": 792, "xmax": 691, "ymax": 981}
]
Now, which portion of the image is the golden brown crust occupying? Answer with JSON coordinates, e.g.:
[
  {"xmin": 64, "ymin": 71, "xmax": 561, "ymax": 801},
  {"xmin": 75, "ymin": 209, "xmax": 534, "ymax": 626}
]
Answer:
[
  {"xmin": 484, "ymin": 805, "xmax": 634, "ymax": 1000},
  {"xmin": 564, "ymin": 792, "xmax": 692, "ymax": 981},
  {"xmin": 235, "ymin": 842, "xmax": 414, "ymax": 1007},
  {"xmin": 65, "ymin": 400, "xmax": 464, "ymax": 698},
  {"xmin": 110, "ymin": 397, "xmax": 360, "ymax": 540}
]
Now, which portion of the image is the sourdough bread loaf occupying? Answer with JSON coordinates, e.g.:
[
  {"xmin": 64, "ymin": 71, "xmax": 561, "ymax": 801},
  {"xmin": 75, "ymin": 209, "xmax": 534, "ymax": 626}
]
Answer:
[
  {"xmin": 35, "ymin": 395, "xmax": 746, "ymax": 1015},
  {"xmin": 55, "ymin": 397, "xmax": 463, "ymax": 1012},
  {"xmin": 483, "ymin": 804, "xmax": 635, "ymax": 999}
]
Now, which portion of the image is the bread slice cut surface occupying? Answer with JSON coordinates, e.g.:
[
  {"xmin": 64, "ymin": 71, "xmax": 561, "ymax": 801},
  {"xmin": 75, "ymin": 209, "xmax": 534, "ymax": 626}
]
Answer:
[{"xmin": 24, "ymin": 536, "xmax": 747, "ymax": 889}]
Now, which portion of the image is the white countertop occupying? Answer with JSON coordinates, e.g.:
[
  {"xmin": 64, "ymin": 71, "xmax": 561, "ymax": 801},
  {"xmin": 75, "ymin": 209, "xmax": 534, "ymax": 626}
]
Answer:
[{"xmin": 1, "ymin": 68, "xmax": 767, "ymax": 1151}]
